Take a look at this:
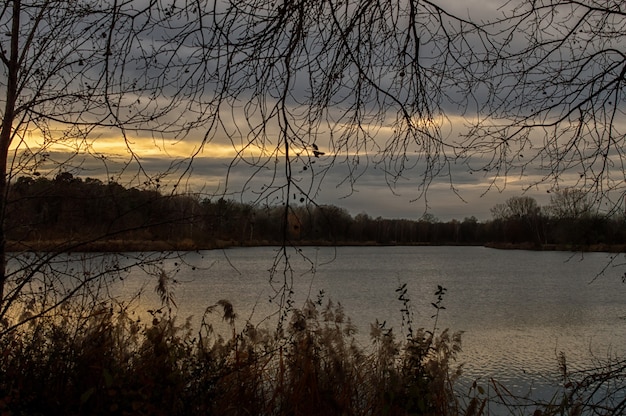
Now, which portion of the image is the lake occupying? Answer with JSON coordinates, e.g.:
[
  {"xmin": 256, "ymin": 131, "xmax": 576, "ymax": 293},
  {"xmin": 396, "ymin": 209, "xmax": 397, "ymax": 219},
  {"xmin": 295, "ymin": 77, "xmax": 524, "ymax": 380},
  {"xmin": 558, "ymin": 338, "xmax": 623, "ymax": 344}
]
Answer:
[{"xmin": 105, "ymin": 246, "xmax": 626, "ymax": 401}]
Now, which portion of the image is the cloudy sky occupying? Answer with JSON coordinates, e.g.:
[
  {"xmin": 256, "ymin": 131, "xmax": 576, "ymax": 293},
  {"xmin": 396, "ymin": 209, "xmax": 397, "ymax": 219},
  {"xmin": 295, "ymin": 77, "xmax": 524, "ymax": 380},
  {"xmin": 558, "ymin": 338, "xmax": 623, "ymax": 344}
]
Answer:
[
  {"xmin": 77, "ymin": 152, "xmax": 550, "ymax": 222},
  {"xmin": 8, "ymin": 0, "xmax": 622, "ymax": 221}
]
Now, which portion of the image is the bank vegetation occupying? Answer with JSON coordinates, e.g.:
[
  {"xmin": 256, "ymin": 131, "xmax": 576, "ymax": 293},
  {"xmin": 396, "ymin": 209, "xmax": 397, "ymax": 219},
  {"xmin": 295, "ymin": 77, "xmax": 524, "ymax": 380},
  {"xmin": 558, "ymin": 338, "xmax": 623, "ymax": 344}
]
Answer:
[{"xmin": 8, "ymin": 174, "xmax": 626, "ymax": 252}]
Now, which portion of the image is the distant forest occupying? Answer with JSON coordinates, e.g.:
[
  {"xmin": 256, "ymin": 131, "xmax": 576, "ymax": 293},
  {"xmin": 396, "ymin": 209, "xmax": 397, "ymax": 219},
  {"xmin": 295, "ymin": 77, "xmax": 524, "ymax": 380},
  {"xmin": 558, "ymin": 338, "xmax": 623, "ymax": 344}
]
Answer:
[{"xmin": 7, "ymin": 173, "xmax": 626, "ymax": 251}]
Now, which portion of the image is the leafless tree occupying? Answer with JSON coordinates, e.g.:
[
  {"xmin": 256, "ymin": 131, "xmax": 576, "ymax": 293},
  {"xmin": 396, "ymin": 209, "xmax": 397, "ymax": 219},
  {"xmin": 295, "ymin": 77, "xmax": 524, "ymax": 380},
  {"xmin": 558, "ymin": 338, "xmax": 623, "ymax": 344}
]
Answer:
[
  {"xmin": 547, "ymin": 187, "xmax": 596, "ymax": 219},
  {"xmin": 204, "ymin": 0, "xmax": 494, "ymax": 309},
  {"xmin": 458, "ymin": 0, "xmax": 626, "ymax": 213},
  {"xmin": 489, "ymin": 195, "xmax": 540, "ymax": 219},
  {"xmin": 1, "ymin": 0, "xmax": 488, "ymax": 328},
  {"xmin": 0, "ymin": 0, "xmax": 225, "ymax": 329}
]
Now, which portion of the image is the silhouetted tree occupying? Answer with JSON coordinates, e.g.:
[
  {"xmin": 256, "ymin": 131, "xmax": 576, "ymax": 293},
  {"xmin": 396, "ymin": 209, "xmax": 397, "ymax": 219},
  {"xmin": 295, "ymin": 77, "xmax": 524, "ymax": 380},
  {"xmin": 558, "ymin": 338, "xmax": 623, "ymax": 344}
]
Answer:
[
  {"xmin": 0, "ymin": 0, "xmax": 233, "ymax": 327},
  {"xmin": 459, "ymin": 216, "xmax": 479, "ymax": 244},
  {"xmin": 547, "ymin": 188, "xmax": 596, "ymax": 220},
  {"xmin": 459, "ymin": 1, "xmax": 626, "ymax": 215},
  {"xmin": 489, "ymin": 197, "xmax": 544, "ymax": 245}
]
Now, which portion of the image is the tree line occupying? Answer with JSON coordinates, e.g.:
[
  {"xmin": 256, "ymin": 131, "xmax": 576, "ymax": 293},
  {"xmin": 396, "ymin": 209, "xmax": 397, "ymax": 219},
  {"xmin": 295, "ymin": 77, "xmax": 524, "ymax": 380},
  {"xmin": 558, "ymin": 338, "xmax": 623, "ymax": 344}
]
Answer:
[{"xmin": 7, "ymin": 173, "xmax": 626, "ymax": 250}]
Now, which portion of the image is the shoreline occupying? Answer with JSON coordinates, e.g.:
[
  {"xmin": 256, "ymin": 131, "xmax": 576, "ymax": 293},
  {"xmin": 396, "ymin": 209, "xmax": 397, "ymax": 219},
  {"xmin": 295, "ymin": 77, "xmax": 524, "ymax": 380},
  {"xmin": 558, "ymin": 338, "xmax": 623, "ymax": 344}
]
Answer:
[{"xmin": 7, "ymin": 239, "xmax": 626, "ymax": 253}]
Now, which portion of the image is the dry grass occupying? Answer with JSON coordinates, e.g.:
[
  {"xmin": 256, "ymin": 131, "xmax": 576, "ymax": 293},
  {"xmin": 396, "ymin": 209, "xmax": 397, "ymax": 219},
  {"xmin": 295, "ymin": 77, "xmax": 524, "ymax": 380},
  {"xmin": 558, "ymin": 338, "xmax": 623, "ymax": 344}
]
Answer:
[
  {"xmin": 0, "ymin": 295, "xmax": 623, "ymax": 415},
  {"xmin": 0, "ymin": 295, "xmax": 467, "ymax": 416}
]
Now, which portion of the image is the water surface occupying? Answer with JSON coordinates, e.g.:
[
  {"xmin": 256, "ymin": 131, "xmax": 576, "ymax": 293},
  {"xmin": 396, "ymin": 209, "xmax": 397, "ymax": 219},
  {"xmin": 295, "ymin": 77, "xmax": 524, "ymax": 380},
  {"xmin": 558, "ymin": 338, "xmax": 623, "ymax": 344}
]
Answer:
[{"xmin": 108, "ymin": 246, "xmax": 626, "ymax": 398}]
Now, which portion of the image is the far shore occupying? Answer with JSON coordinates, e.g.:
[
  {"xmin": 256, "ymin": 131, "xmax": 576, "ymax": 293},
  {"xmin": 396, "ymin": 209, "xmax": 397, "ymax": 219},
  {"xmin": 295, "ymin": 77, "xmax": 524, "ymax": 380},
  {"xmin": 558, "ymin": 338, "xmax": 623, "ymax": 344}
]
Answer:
[{"xmin": 7, "ymin": 239, "xmax": 626, "ymax": 253}]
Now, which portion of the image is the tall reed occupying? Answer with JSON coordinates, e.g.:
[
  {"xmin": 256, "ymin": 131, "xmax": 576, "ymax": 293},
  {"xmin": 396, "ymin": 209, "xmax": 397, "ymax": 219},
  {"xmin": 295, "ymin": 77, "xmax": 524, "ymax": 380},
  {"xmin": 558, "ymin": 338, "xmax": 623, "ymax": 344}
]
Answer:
[{"xmin": 1, "ymin": 286, "xmax": 621, "ymax": 415}]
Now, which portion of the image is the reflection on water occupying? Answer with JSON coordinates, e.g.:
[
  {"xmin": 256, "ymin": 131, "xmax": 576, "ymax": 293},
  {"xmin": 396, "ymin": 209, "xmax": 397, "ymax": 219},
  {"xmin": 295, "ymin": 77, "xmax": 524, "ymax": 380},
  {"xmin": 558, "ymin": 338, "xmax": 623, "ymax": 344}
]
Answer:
[{"xmin": 20, "ymin": 246, "xmax": 626, "ymax": 400}]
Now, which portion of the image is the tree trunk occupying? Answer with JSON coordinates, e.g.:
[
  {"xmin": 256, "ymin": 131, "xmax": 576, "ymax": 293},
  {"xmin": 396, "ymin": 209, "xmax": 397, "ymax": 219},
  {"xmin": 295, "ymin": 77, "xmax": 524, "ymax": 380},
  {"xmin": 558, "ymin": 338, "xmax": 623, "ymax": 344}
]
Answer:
[{"xmin": 0, "ymin": 0, "xmax": 21, "ymax": 307}]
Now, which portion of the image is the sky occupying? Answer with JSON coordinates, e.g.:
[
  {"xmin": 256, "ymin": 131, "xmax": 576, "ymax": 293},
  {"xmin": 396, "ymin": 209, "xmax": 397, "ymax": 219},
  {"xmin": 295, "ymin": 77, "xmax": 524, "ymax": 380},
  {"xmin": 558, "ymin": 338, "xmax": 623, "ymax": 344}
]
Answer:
[
  {"xmin": 37, "ymin": 126, "xmax": 556, "ymax": 222},
  {"xmin": 7, "ymin": 0, "xmax": 623, "ymax": 222}
]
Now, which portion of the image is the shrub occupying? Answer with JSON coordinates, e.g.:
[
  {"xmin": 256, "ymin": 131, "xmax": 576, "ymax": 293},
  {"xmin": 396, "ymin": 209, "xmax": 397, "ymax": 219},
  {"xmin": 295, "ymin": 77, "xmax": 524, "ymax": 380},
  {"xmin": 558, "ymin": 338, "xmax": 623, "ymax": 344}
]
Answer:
[{"xmin": 0, "ymin": 291, "xmax": 466, "ymax": 415}]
